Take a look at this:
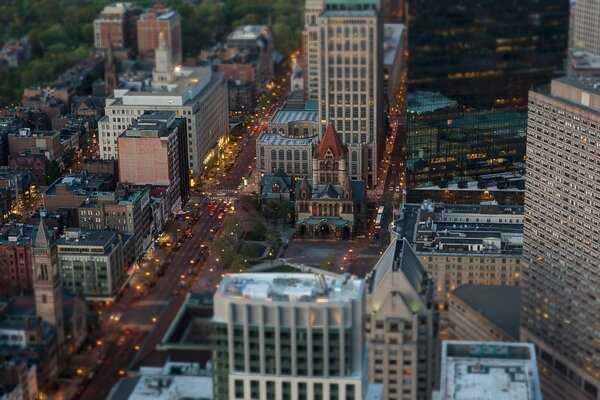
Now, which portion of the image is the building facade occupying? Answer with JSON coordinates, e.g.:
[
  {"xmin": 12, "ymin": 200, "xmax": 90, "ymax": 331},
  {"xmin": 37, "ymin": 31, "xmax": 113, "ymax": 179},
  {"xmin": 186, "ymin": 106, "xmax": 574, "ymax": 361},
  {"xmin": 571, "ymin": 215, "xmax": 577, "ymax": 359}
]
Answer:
[
  {"xmin": 437, "ymin": 341, "xmax": 542, "ymax": 400},
  {"xmin": 448, "ymin": 285, "xmax": 520, "ymax": 342},
  {"xmin": 117, "ymin": 111, "xmax": 189, "ymax": 212},
  {"xmin": 211, "ymin": 272, "xmax": 381, "ymax": 400},
  {"xmin": 136, "ymin": 2, "xmax": 182, "ymax": 64},
  {"xmin": 405, "ymin": 0, "xmax": 568, "ymax": 190},
  {"xmin": 308, "ymin": 0, "xmax": 384, "ymax": 187},
  {"xmin": 98, "ymin": 37, "xmax": 228, "ymax": 177},
  {"xmin": 56, "ymin": 229, "xmax": 125, "ymax": 299},
  {"xmin": 0, "ymin": 225, "xmax": 36, "ymax": 297},
  {"xmin": 93, "ymin": 2, "xmax": 138, "ymax": 51},
  {"xmin": 77, "ymin": 187, "xmax": 151, "ymax": 260},
  {"xmin": 404, "ymin": 200, "xmax": 523, "ymax": 308},
  {"xmin": 366, "ymin": 238, "xmax": 437, "ymax": 400},
  {"xmin": 31, "ymin": 219, "xmax": 65, "ymax": 359},
  {"xmin": 295, "ymin": 125, "xmax": 366, "ymax": 239},
  {"xmin": 521, "ymin": 78, "xmax": 600, "ymax": 400}
]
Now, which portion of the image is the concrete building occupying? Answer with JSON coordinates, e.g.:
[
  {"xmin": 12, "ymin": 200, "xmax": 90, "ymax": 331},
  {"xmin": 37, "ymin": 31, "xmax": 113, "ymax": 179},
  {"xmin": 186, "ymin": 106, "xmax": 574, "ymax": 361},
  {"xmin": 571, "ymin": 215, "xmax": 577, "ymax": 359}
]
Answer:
[
  {"xmin": 56, "ymin": 229, "xmax": 125, "ymax": 299},
  {"xmin": 294, "ymin": 125, "xmax": 367, "ymax": 239},
  {"xmin": 77, "ymin": 187, "xmax": 151, "ymax": 260},
  {"xmin": 7, "ymin": 129, "xmax": 61, "ymax": 162},
  {"xmin": 571, "ymin": 0, "xmax": 600, "ymax": 56},
  {"xmin": 137, "ymin": 2, "xmax": 182, "ymax": 65},
  {"xmin": 366, "ymin": 238, "xmax": 437, "ymax": 400},
  {"xmin": 211, "ymin": 272, "xmax": 382, "ymax": 400},
  {"xmin": 117, "ymin": 111, "xmax": 189, "ymax": 212},
  {"xmin": 108, "ymin": 361, "xmax": 213, "ymax": 400},
  {"xmin": 383, "ymin": 24, "xmax": 405, "ymax": 107},
  {"xmin": 8, "ymin": 153, "xmax": 48, "ymax": 186},
  {"xmin": 0, "ymin": 356, "xmax": 37, "ymax": 400},
  {"xmin": 304, "ymin": 0, "xmax": 384, "ymax": 187},
  {"xmin": 256, "ymin": 98, "xmax": 320, "ymax": 178},
  {"xmin": 93, "ymin": 2, "xmax": 139, "ymax": 51},
  {"xmin": 437, "ymin": 341, "xmax": 543, "ymax": 400},
  {"xmin": 521, "ymin": 77, "xmax": 600, "ymax": 400},
  {"xmin": 31, "ymin": 218, "xmax": 65, "ymax": 374},
  {"xmin": 225, "ymin": 25, "xmax": 275, "ymax": 88},
  {"xmin": 0, "ymin": 224, "xmax": 37, "ymax": 297},
  {"xmin": 43, "ymin": 173, "xmax": 115, "ymax": 226},
  {"xmin": 448, "ymin": 285, "xmax": 520, "ymax": 342},
  {"xmin": 401, "ymin": 200, "xmax": 523, "ymax": 308},
  {"xmin": 98, "ymin": 36, "xmax": 228, "ymax": 177}
]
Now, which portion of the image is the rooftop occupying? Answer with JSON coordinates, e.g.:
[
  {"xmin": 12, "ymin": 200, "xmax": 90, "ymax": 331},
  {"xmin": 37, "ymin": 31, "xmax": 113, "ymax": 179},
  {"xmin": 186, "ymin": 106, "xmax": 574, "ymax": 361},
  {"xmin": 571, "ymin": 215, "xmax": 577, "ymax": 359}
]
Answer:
[
  {"xmin": 439, "ymin": 341, "xmax": 542, "ymax": 400},
  {"xmin": 383, "ymin": 23, "xmax": 404, "ymax": 66},
  {"xmin": 452, "ymin": 285, "xmax": 521, "ymax": 339},
  {"xmin": 269, "ymin": 108, "xmax": 319, "ymax": 125},
  {"xmin": 44, "ymin": 173, "xmax": 113, "ymax": 196},
  {"xmin": 257, "ymin": 133, "xmax": 319, "ymax": 146},
  {"xmin": 227, "ymin": 25, "xmax": 267, "ymax": 42},
  {"xmin": 111, "ymin": 66, "xmax": 215, "ymax": 107},
  {"xmin": 215, "ymin": 273, "xmax": 364, "ymax": 304},
  {"xmin": 121, "ymin": 111, "xmax": 177, "ymax": 139},
  {"xmin": 56, "ymin": 229, "xmax": 119, "ymax": 249},
  {"xmin": 109, "ymin": 374, "xmax": 212, "ymax": 400}
]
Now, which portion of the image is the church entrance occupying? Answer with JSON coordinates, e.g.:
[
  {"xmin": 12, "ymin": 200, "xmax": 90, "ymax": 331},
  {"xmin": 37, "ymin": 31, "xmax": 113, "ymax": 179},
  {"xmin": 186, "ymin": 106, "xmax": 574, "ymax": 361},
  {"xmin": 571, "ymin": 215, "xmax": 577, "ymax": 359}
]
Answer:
[
  {"xmin": 318, "ymin": 224, "xmax": 331, "ymax": 239},
  {"xmin": 342, "ymin": 226, "xmax": 351, "ymax": 240}
]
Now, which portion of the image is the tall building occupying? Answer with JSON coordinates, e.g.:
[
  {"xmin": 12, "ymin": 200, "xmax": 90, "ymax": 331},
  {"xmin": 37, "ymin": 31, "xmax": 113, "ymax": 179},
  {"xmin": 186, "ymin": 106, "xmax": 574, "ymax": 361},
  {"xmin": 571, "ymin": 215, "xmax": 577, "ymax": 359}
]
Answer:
[
  {"xmin": 31, "ymin": 219, "xmax": 64, "ymax": 357},
  {"xmin": 56, "ymin": 229, "xmax": 125, "ymax": 299},
  {"xmin": 93, "ymin": 2, "xmax": 138, "ymax": 51},
  {"xmin": 117, "ymin": 111, "xmax": 189, "ymax": 212},
  {"xmin": 137, "ymin": 1, "xmax": 182, "ymax": 65},
  {"xmin": 521, "ymin": 77, "xmax": 600, "ymax": 400},
  {"xmin": 211, "ymin": 272, "xmax": 383, "ymax": 400},
  {"xmin": 437, "ymin": 341, "xmax": 543, "ymax": 400},
  {"xmin": 304, "ymin": 0, "xmax": 384, "ymax": 187},
  {"xmin": 405, "ymin": 0, "xmax": 568, "ymax": 190},
  {"xmin": 98, "ymin": 36, "xmax": 228, "ymax": 177},
  {"xmin": 571, "ymin": 0, "xmax": 600, "ymax": 55},
  {"xmin": 366, "ymin": 238, "xmax": 437, "ymax": 400}
]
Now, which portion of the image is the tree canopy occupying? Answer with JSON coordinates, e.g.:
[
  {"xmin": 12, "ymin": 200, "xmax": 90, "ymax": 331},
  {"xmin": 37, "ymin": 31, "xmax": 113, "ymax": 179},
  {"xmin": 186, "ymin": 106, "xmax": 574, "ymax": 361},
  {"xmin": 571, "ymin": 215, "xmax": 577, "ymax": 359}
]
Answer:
[{"xmin": 0, "ymin": 0, "xmax": 304, "ymax": 106}]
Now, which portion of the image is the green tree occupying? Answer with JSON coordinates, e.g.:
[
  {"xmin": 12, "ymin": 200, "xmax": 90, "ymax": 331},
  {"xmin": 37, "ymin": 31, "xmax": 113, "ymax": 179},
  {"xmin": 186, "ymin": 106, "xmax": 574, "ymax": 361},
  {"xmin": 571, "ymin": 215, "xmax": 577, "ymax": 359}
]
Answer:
[{"xmin": 46, "ymin": 160, "xmax": 61, "ymax": 185}]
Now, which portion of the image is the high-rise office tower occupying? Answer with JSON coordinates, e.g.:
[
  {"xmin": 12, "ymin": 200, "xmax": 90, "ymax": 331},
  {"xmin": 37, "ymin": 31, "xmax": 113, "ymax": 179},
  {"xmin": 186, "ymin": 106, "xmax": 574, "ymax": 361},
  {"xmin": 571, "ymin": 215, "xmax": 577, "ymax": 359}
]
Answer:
[
  {"xmin": 521, "ymin": 77, "xmax": 600, "ymax": 400},
  {"xmin": 405, "ymin": 0, "xmax": 568, "ymax": 190},
  {"xmin": 366, "ymin": 238, "xmax": 437, "ymax": 400},
  {"xmin": 572, "ymin": 0, "xmax": 600, "ymax": 55},
  {"xmin": 32, "ymin": 218, "xmax": 65, "ymax": 357},
  {"xmin": 304, "ymin": 0, "xmax": 384, "ymax": 187},
  {"xmin": 211, "ymin": 273, "xmax": 383, "ymax": 400},
  {"xmin": 137, "ymin": 1, "xmax": 182, "ymax": 64}
]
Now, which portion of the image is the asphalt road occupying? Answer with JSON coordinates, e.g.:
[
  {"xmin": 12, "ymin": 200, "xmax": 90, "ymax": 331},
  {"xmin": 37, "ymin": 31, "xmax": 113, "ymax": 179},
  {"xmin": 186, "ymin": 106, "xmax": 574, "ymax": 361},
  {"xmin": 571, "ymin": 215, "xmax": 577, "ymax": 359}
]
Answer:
[{"xmin": 78, "ymin": 74, "xmax": 290, "ymax": 400}]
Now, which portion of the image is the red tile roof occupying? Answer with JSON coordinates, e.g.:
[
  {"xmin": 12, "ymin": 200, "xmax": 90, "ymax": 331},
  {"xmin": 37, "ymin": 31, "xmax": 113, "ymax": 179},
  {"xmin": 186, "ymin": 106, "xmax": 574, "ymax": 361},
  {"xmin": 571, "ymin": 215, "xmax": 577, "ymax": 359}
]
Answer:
[{"xmin": 314, "ymin": 124, "xmax": 346, "ymax": 159}]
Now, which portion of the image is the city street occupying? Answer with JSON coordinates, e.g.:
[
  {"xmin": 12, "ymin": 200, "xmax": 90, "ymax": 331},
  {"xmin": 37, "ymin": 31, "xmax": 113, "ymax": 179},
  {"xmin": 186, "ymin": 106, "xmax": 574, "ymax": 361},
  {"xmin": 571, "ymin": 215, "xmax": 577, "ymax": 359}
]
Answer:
[{"xmin": 77, "ymin": 73, "xmax": 291, "ymax": 400}]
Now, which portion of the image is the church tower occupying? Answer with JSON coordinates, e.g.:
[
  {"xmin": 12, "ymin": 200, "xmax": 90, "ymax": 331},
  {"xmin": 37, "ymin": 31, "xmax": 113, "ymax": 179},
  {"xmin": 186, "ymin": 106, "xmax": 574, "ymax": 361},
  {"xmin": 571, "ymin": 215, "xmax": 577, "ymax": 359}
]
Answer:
[
  {"xmin": 32, "ymin": 218, "xmax": 65, "ymax": 356},
  {"xmin": 152, "ymin": 31, "xmax": 175, "ymax": 89},
  {"xmin": 104, "ymin": 44, "xmax": 118, "ymax": 96}
]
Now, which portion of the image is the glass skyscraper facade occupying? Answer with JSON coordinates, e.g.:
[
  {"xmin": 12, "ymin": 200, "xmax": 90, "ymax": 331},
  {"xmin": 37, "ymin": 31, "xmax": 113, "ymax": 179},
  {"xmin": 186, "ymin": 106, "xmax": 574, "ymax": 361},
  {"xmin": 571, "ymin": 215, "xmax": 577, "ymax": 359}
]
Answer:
[{"xmin": 405, "ymin": 0, "xmax": 569, "ymax": 189}]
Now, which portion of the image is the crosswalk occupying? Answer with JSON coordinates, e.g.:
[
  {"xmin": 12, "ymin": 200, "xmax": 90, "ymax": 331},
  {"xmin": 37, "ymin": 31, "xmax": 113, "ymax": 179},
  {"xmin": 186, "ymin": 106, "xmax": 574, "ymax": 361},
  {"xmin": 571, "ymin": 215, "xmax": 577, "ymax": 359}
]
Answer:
[
  {"xmin": 122, "ymin": 324, "xmax": 154, "ymax": 332},
  {"xmin": 369, "ymin": 243, "xmax": 384, "ymax": 248},
  {"xmin": 357, "ymin": 253, "xmax": 382, "ymax": 259},
  {"xmin": 135, "ymin": 300, "xmax": 169, "ymax": 306}
]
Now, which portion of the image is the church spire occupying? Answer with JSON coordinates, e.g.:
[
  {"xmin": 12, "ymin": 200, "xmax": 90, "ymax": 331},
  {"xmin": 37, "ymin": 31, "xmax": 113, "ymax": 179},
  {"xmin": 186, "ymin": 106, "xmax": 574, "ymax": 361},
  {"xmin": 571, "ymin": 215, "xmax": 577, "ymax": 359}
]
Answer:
[{"xmin": 35, "ymin": 217, "xmax": 51, "ymax": 248}]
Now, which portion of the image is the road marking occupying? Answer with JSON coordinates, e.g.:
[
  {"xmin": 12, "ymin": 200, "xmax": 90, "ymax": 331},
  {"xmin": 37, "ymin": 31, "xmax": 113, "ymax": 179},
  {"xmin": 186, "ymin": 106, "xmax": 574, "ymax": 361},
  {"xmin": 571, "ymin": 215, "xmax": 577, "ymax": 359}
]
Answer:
[
  {"xmin": 123, "ymin": 324, "xmax": 154, "ymax": 332},
  {"xmin": 135, "ymin": 300, "xmax": 169, "ymax": 306},
  {"xmin": 357, "ymin": 253, "xmax": 381, "ymax": 259}
]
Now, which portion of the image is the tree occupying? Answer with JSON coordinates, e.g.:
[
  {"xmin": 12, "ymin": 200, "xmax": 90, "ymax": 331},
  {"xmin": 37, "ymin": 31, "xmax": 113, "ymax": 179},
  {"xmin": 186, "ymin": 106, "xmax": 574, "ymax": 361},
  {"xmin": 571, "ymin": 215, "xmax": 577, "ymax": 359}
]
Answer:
[{"xmin": 46, "ymin": 160, "xmax": 61, "ymax": 185}]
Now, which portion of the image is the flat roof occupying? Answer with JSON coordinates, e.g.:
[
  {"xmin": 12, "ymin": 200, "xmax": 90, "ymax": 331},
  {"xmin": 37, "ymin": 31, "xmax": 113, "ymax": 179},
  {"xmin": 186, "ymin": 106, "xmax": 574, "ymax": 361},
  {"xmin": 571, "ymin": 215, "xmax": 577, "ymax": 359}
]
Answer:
[
  {"xmin": 227, "ymin": 25, "xmax": 267, "ymax": 41},
  {"xmin": 452, "ymin": 285, "xmax": 521, "ymax": 339},
  {"xmin": 215, "ymin": 273, "xmax": 364, "ymax": 303},
  {"xmin": 56, "ymin": 230, "xmax": 118, "ymax": 248},
  {"xmin": 440, "ymin": 341, "xmax": 542, "ymax": 400},
  {"xmin": 110, "ymin": 375, "xmax": 212, "ymax": 400},
  {"xmin": 383, "ymin": 24, "xmax": 404, "ymax": 66},
  {"xmin": 257, "ymin": 133, "xmax": 319, "ymax": 146},
  {"xmin": 270, "ymin": 109, "xmax": 319, "ymax": 125}
]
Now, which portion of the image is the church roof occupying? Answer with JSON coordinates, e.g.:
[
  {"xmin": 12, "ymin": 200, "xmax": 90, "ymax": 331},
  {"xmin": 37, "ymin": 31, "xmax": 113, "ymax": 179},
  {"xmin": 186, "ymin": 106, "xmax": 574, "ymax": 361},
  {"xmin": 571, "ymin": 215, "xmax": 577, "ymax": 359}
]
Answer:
[
  {"xmin": 314, "ymin": 124, "xmax": 346, "ymax": 159},
  {"xmin": 34, "ymin": 218, "xmax": 51, "ymax": 248}
]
